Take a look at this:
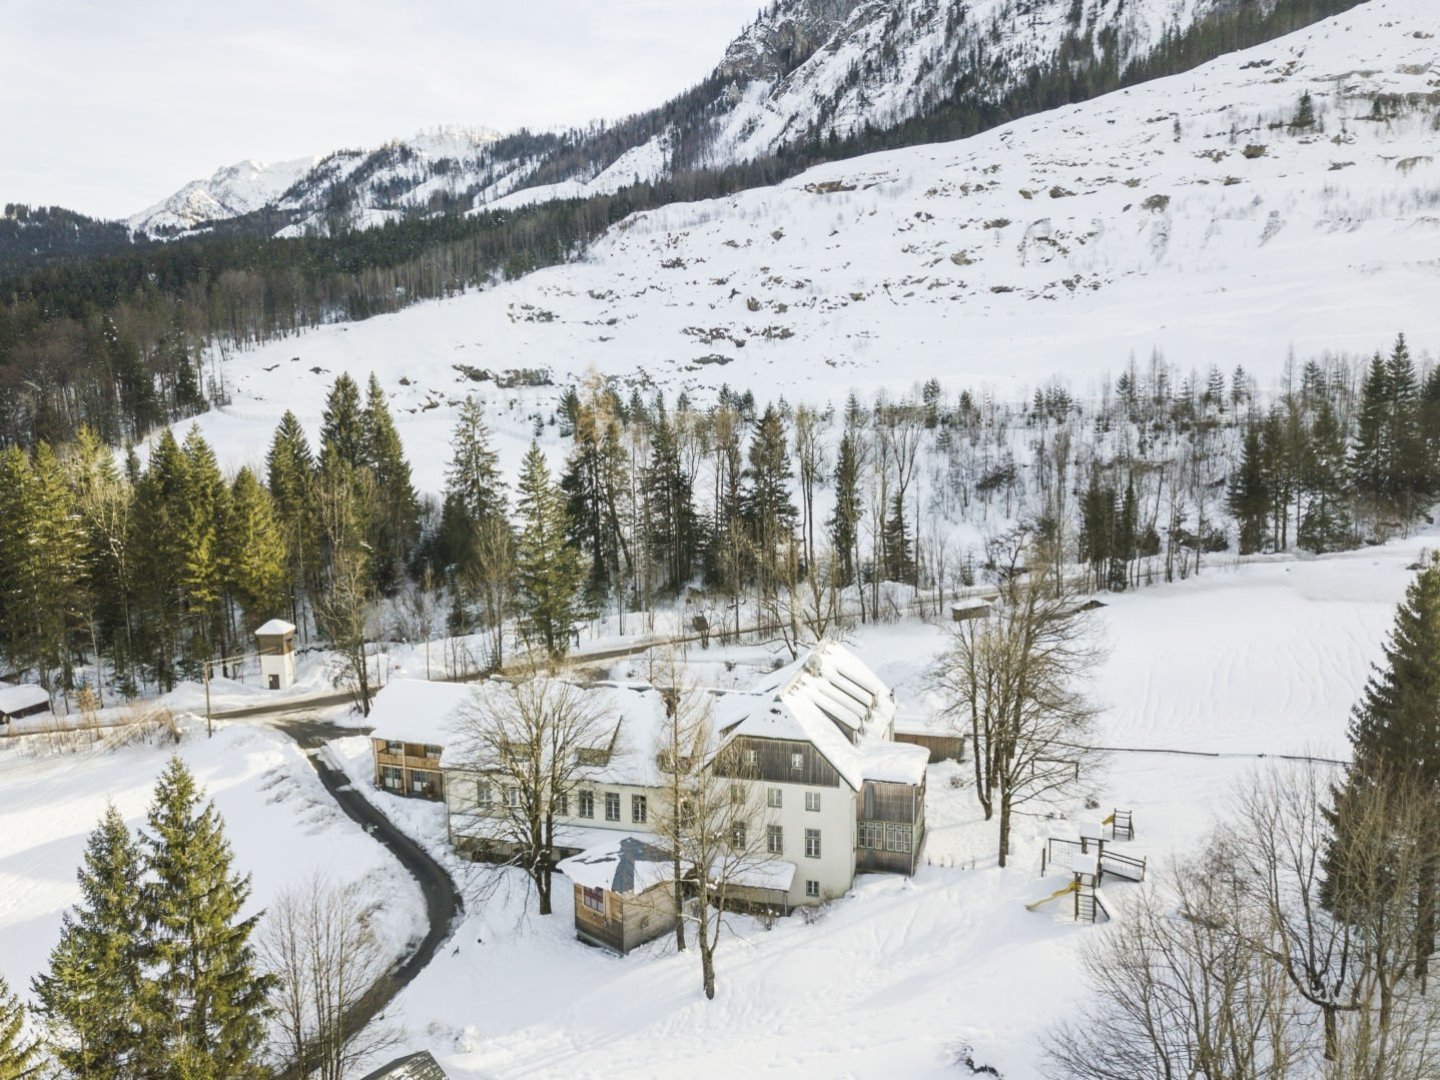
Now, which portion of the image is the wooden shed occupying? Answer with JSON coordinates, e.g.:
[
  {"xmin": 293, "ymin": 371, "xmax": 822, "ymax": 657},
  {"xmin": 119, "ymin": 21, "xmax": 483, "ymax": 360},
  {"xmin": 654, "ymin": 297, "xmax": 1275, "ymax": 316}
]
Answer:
[
  {"xmin": 950, "ymin": 598, "xmax": 992, "ymax": 622},
  {"xmin": 0, "ymin": 682, "xmax": 52, "ymax": 728},
  {"xmin": 557, "ymin": 836, "xmax": 680, "ymax": 955}
]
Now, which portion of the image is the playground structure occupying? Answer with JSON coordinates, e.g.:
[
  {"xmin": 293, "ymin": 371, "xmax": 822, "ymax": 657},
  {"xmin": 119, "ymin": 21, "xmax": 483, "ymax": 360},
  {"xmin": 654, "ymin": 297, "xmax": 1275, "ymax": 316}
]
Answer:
[{"xmin": 1027, "ymin": 809, "xmax": 1145, "ymax": 924}]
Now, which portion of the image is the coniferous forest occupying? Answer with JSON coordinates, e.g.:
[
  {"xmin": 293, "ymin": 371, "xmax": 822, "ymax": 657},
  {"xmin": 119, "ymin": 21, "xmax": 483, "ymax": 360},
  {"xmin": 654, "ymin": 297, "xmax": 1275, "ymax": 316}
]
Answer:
[{"xmin": 2, "ymin": 333, "xmax": 1434, "ymax": 713}]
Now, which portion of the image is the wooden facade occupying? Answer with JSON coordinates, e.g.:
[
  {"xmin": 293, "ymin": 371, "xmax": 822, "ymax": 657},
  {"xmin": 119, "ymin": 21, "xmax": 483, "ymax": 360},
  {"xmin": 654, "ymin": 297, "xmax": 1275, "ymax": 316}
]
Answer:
[
  {"xmin": 372, "ymin": 737, "xmax": 446, "ymax": 801},
  {"xmin": 894, "ymin": 731, "xmax": 964, "ymax": 764},
  {"xmin": 856, "ymin": 775, "xmax": 926, "ymax": 875},
  {"xmin": 571, "ymin": 880, "xmax": 678, "ymax": 955},
  {"xmin": 711, "ymin": 735, "xmax": 845, "ymax": 788}
]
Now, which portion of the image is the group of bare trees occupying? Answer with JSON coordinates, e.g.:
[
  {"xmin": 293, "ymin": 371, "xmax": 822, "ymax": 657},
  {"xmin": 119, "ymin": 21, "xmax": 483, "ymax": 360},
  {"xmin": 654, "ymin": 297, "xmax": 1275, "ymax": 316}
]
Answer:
[{"xmin": 1047, "ymin": 766, "xmax": 1440, "ymax": 1079}]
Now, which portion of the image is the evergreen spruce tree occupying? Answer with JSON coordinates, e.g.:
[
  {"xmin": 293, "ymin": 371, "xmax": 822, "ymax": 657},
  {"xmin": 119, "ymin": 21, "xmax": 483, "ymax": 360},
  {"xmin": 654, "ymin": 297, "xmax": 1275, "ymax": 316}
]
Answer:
[
  {"xmin": 1420, "ymin": 365, "xmax": 1440, "ymax": 497},
  {"xmin": 137, "ymin": 758, "xmax": 271, "ymax": 1078},
  {"xmin": 514, "ymin": 443, "xmax": 586, "ymax": 660},
  {"xmin": 265, "ymin": 411, "xmax": 318, "ymax": 627},
  {"xmin": 439, "ymin": 396, "xmax": 507, "ymax": 569},
  {"xmin": 829, "ymin": 432, "xmax": 864, "ymax": 587},
  {"xmin": 561, "ymin": 380, "xmax": 631, "ymax": 606},
  {"xmin": 1229, "ymin": 425, "xmax": 1271, "ymax": 555},
  {"xmin": 178, "ymin": 427, "xmax": 228, "ymax": 667},
  {"xmin": 361, "ymin": 374, "xmax": 420, "ymax": 591},
  {"xmin": 0, "ymin": 972, "xmax": 39, "ymax": 1080},
  {"xmin": 1350, "ymin": 352, "xmax": 1392, "ymax": 509},
  {"xmin": 740, "ymin": 405, "xmax": 797, "ymax": 593},
  {"xmin": 32, "ymin": 804, "xmax": 145, "ymax": 1079},
  {"xmin": 318, "ymin": 374, "xmax": 366, "ymax": 473},
  {"xmin": 131, "ymin": 430, "xmax": 189, "ymax": 689},
  {"xmin": 881, "ymin": 492, "xmax": 915, "ymax": 584},
  {"xmin": 221, "ymin": 469, "xmax": 288, "ymax": 627},
  {"xmin": 1297, "ymin": 399, "xmax": 1352, "ymax": 553},
  {"xmin": 1326, "ymin": 558, "xmax": 1440, "ymax": 978},
  {"xmin": 643, "ymin": 406, "xmax": 698, "ymax": 594},
  {"xmin": 1383, "ymin": 333, "xmax": 1421, "ymax": 512}
]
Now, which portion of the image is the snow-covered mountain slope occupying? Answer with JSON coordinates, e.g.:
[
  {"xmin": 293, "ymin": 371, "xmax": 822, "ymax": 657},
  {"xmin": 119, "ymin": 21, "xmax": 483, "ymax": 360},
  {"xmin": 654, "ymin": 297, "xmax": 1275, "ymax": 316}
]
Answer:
[
  {"xmin": 130, "ymin": 0, "xmax": 1352, "ymax": 236},
  {"xmin": 129, "ymin": 127, "xmax": 509, "ymax": 237},
  {"xmin": 186, "ymin": 0, "xmax": 1440, "ymax": 494},
  {"xmin": 128, "ymin": 156, "xmax": 318, "ymax": 234}
]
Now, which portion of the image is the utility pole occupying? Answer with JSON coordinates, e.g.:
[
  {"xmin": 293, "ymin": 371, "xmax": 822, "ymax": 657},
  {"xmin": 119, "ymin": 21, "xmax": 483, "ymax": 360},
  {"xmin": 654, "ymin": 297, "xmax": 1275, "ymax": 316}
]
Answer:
[{"xmin": 204, "ymin": 656, "xmax": 213, "ymax": 738}]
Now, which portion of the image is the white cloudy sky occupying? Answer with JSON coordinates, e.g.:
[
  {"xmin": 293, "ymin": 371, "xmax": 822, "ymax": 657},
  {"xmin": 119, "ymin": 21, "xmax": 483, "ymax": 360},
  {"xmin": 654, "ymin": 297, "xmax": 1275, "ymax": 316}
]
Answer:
[{"xmin": 1, "ymin": 0, "xmax": 761, "ymax": 219}]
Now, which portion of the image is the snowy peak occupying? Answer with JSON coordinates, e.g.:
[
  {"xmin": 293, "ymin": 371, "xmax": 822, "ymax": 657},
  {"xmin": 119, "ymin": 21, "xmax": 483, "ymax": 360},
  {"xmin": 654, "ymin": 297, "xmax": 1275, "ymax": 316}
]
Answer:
[
  {"xmin": 129, "ymin": 156, "xmax": 317, "ymax": 234},
  {"xmin": 128, "ymin": 127, "xmax": 505, "ymax": 237}
]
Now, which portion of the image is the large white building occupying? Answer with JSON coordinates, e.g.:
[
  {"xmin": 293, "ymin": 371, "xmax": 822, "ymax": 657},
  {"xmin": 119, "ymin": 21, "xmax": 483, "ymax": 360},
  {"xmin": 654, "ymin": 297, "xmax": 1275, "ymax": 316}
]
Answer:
[{"xmin": 366, "ymin": 643, "xmax": 929, "ymax": 915}]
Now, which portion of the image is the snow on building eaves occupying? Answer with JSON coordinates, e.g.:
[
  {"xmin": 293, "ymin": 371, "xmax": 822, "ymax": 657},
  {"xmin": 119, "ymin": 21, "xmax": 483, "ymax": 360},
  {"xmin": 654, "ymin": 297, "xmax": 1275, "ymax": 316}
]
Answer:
[
  {"xmin": 556, "ymin": 835, "xmax": 676, "ymax": 895},
  {"xmin": 366, "ymin": 678, "xmax": 477, "ymax": 749}
]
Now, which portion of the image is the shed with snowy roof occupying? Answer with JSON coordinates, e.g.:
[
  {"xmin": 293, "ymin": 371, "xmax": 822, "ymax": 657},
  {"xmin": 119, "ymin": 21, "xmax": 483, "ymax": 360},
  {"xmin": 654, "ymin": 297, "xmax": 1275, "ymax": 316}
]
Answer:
[
  {"xmin": 253, "ymin": 618, "xmax": 297, "ymax": 689},
  {"xmin": 556, "ymin": 835, "xmax": 680, "ymax": 954},
  {"xmin": 0, "ymin": 682, "xmax": 51, "ymax": 727}
]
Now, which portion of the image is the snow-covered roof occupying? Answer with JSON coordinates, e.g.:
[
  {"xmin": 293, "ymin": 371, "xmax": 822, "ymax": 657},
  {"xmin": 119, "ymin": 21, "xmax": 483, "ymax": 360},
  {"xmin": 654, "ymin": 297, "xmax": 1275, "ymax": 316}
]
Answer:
[
  {"xmin": 252, "ymin": 618, "xmax": 296, "ymax": 636},
  {"xmin": 725, "ymin": 859, "xmax": 796, "ymax": 893},
  {"xmin": 859, "ymin": 742, "xmax": 930, "ymax": 786},
  {"xmin": 367, "ymin": 678, "xmax": 477, "ymax": 746},
  {"xmin": 556, "ymin": 835, "xmax": 676, "ymax": 895},
  {"xmin": 0, "ymin": 682, "xmax": 50, "ymax": 716},
  {"xmin": 720, "ymin": 642, "xmax": 905, "ymax": 791}
]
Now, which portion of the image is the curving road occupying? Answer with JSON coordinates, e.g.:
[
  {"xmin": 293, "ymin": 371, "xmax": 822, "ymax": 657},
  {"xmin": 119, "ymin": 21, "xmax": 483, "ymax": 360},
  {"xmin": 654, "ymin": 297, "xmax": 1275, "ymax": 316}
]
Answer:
[{"xmin": 267, "ymin": 713, "xmax": 463, "ymax": 1079}]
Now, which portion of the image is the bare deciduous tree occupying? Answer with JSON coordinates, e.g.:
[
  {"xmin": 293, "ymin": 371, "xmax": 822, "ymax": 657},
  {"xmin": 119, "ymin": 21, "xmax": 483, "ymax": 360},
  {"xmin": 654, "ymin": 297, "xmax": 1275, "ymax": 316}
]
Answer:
[
  {"xmin": 931, "ymin": 567, "xmax": 1102, "ymax": 865},
  {"xmin": 260, "ymin": 874, "xmax": 399, "ymax": 1080},
  {"xmin": 451, "ymin": 677, "xmax": 612, "ymax": 915}
]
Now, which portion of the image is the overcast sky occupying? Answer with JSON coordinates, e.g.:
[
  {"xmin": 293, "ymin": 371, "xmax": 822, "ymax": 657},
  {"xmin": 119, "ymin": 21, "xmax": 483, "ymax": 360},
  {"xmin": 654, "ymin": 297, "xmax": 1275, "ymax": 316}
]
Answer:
[{"xmin": 1, "ymin": 0, "xmax": 761, "ymax": 219}]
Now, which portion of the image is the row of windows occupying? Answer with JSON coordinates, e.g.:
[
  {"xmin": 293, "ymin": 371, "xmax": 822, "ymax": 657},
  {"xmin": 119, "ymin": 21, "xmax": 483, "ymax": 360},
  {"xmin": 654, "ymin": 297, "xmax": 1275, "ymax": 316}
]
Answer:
[
  {"xmin": 382, "ymin": 740, "xmax": 442, "ymax": 759},
  {"xmin": 746, "ymin": 749, "xmax": 811, "ymax": 772},
  {"xmin": 858, "ymin": 821, "xmax": 913, "ymax": 854},
  {"xmin": 472, "ymin": 783, "xmax": 647, "ymax": 824},
  {"xmin": 379, "ymin": 765, "xmax": 439, "ymax": 795},
  {"xmin": 765, "ymin": 788, "xmax": 822, "ymax": 811},
  {"xmin": 764, "ymin": 825, "xmax": 823, "ymax": 859}
]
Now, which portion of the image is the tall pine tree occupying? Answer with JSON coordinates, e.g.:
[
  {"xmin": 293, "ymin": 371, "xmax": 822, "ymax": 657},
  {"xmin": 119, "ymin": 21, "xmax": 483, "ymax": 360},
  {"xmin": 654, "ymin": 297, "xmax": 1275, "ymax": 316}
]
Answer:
[
  {"xmin": 1327, "ymin": 558, "xmax": 1440, "ymax": 979},
  {"xmin": 0, "ymin": 972, "xmax": 39, "ymax": 1080},
  {"xmin": 32, "ymin": 804, "xmax": 146, "ymax": 1079},
  {"xmin": 514, "ymin": 443, "xmax": 586, "ymax": 660},
  {"xmin": 137, "ymin": 758, "xmax": 271, "ymax": 1077}
]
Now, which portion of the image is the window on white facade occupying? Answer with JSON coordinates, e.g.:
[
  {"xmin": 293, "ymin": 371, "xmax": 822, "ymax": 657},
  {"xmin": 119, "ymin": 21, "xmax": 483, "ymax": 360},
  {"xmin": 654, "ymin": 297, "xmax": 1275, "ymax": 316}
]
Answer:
[
  {"xmin": 476, "ymin": 781, "xmax": 492, "ymax": 806},
  {"xmin": 805, "ymin": 791, "xmax": 821, "ymax": 812},
  {"xmin": 605, "ymin": 792, "xmax": 621, "ymax": 822},
  {"xmin": 805, "ymin": 828, "xmax": 821, "ymax": 859},
  {"xmin": 555, "ymin": 791, "xmax": 568, "ymax": 816},
  {"xmin": 578, "ymin": 790, "xmax": 594, "ymax": 818},
  {"xmin": 730, "ymin": 822, "xmax": 747, "ymax": 850},
  {"xmin": 767, "ymin": 787, "xmax": 783, "ymax": 809},
  {"xmin": 632, "ymin": 795, "xmax": 648, "ymax": 823},
  {"xmin": 805, "ymin": 880, "xmax": 820, "ymax": 898},
  {"xmin": 790, "ymin": 751, "xmax": 804, "ymax": 771},
  {"xmin": 767, "ymin": 825, "xmax": 784, "ymax": 855},
  {"xmin": 505, "ymin": 786, "xmax": 521, "ymax": 808}
]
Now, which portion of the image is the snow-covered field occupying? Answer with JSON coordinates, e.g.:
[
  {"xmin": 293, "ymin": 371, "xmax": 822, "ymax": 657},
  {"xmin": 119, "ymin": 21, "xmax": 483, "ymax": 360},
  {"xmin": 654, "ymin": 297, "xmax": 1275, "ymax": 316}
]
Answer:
[
  {"xmin": 0, "ymin": 525, "xmax": 1429, "ymax": 1076},
  {"xmin": 180, "ymin": 0, "xmax": 1439, "ymax": 494},
  {"xmin": 0, "ymin": 720, "xmax": 426, "ymax": 1020},
  {"xmin": 305, "ymin": 529, "xmax": 1428, "ymax": 1079}
]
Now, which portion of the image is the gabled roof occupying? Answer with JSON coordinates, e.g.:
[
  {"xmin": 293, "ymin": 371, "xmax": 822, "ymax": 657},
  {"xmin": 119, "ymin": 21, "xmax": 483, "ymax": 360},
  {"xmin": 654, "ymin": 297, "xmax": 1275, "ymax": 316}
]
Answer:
[
  {"xmin": 556, "ymin": 835, "xmax": 676, "ymax": 895},
  {"xmin": 0, "ymin": 682, "xmax": 50, "ymax": 716},
  {"xmin": 359, "ymin": 1050, "xmax": 448, "ymax": 1080},
  {"xmin": 367, "ymin": 678, "xmax": 476, "ymax": 746},
  {"xmin": 716, "ymin": 643, "xmax": 924, "ymax": 790}
]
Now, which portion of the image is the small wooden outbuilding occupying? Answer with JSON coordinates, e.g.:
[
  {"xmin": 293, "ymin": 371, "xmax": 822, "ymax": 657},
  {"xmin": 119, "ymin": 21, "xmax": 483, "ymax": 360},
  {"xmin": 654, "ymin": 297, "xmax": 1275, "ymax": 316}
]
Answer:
[
  {"xmin": 0, "ymin": 682, "xmax": 52, "ymax": 729},
  {"xmin": 950, "ymin": 598, "xmax": 992, "ymax": 622},
  {"xmin": 557, "ymin": 836, "xmax": 680, "ymax": 955}
]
